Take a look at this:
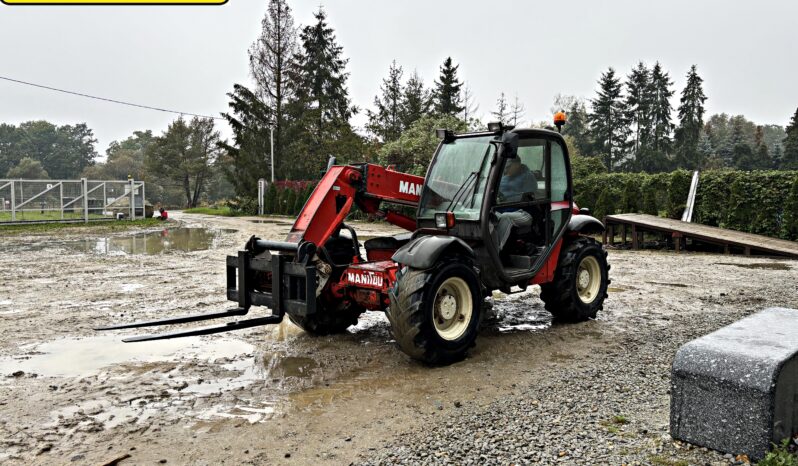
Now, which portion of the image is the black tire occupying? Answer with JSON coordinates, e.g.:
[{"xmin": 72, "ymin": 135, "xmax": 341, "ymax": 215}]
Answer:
[
  {"xmin": 288, "ymin": 302, "xmax": 363, "ymax": 336},
  {"xmin": 387, "ymin": 261, "xmax": 482, "ymax": 365},
  {"xmin": 540, "ymin": 237, "xmax": 610, "ymax": 322}
]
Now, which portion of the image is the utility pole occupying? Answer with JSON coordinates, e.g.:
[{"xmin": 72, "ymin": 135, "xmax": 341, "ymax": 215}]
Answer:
[{"xmin": 270, "ymin": 125, "xmax": 275, "ymax": 183}]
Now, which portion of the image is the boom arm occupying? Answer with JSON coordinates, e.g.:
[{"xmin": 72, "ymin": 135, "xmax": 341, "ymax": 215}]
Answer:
[{"xmin": 285, "ymin": 163, "xmax": 424, "ymax": 249}]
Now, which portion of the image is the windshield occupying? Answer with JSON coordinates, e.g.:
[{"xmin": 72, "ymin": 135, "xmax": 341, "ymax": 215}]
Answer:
[{"xmin": 418, "ymin": 136, "xmax": 495, "ymax": 220}]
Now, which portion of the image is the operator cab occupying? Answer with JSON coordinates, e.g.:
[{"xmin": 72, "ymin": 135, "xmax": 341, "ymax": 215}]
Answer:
[{"xmin": 416, "ymin": 125, "xmax": 572, "ymax": 283}]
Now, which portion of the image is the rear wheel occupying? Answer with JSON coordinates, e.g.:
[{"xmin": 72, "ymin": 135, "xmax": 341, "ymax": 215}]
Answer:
[
  {"xmin": 540, "ymin": 237, "xmax": 609, "ymax": 322},
  {"xmin": 387, "ymin": 261, "xmax": 482, "ymax": 365}
]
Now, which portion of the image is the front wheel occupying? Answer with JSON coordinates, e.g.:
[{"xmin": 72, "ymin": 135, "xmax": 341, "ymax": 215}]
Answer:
[
  {"xmin": 288, "ymin": 301, "xmax": 363, "ymax": 335},
  {"xmin": 540, "ymin": 237, "xmax": 610, "ymax": 322},
  {"xmin": 387, "ymin": 261, "xmax": 482, "ymax": 365}
]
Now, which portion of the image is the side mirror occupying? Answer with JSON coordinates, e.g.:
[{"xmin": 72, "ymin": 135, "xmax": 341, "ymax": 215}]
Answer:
[{"xmin": 501, "ymin": 132, "xmax": 519, "ymax": 159}]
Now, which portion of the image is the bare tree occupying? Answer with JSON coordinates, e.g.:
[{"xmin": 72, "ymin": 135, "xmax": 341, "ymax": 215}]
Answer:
[
  {"xmin": 461, "ymin": 82, "xmax": 480, "ymax": 125},
  {"xmin": 248, "ymin": 0, "xmax": 298, "ymax": 174},
  {"xmin": 491, "ymin": 92, "xmax": 509, "ymax": 123},
  {"xmin": 510, "ymin": 94, "xmax": 526, "ymax": 126}
]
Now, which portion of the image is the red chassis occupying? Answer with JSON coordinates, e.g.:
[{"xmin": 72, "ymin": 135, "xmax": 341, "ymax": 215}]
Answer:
[{"xmin": 287, "ymin": 163, "xmax": 572, "ymax": 314}]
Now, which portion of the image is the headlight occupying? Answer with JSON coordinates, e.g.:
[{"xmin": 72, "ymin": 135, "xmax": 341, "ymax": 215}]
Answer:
[{"xmin": 435, "ymin": 212, "xmax": 455, "ymax": 229}]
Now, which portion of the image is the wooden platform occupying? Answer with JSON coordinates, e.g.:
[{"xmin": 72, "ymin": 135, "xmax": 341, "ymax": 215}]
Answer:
[{"xmin": 604, "ymin": 213, "xmax": 798, "ymax": 258}]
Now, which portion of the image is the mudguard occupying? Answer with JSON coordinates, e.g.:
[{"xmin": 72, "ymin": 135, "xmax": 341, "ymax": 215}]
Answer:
[
  {"xmin": 567, "ymin": 215, "xmax": 605, "ymax": 234},
  {"xmin": 392, "ymin": 234, "xmax": 475, "ymax": 270}
]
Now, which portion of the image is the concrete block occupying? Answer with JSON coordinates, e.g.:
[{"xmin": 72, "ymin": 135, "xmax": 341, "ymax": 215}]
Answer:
[{"xmin": 670, "ymin": 307, "xmax": 798, "ymax": 460}]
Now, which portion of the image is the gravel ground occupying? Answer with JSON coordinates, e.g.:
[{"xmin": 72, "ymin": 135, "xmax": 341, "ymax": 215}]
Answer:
[
  {"xmin": 359, "ymin": 253, "xmax": 798, "ymax": 466},
  {"xmin": 0, "ymin": 214, "xmax": 796, "ymax": 465}
]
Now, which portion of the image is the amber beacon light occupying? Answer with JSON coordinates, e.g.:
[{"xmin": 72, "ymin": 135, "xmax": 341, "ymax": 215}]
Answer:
[
  {"xmin": 553, "ymin": 111, "xmax": 567, "ymax": 133},
  {"xmin": 2, "ymin": 0, "xmax": 227, "ymax": 5}
]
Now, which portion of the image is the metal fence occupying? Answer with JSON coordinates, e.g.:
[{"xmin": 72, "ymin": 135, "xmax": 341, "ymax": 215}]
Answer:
[{"xmin": 0, "ymin": 179, "xmax": 146, "ymax": 224}]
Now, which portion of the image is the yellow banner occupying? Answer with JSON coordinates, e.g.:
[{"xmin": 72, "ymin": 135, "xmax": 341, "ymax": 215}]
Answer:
[{"xmin": 3, "ymin": 0, "xmax": 227, "ymax": 4}]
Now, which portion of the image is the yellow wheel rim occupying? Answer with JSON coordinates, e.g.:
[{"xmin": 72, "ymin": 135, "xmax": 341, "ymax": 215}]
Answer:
[
  {"xmin": 432, "ymin": 277, "xmax": 473, "ymax": 341},
  {"xmin": 576, "ymin": 256, "xmax": 601, "ymax": 304}
]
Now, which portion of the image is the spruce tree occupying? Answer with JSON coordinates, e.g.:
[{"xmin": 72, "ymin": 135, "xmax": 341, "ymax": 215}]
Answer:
[
  {"xmin": 753, "ymin": 126, "xmax": 772, "ymax": 170},
  {"xmin": 649, "ymin": 62, "xmax": 675, "ymax": 155},
  {"xmin": 286, "ymin": 7, "xmax": 358, "ymax": 176},
  {"xmin": 625, "ymin": 62, "xmax": 652, "ymax": 163},
  {"xmin": 674, "ymin": 65, "xmax": 708, "ymax": 169},
  {"xmin": 248, "ymin": 0, "xmax": 297, "ymax": 179},
  {"xmin": 561, "ymin": 99, "xmax": 592, "ymax": 156},
  {"xmin": 366, "ymin": 60, "xmax": 404, "ymax": 142},
  {"xmin": 432, "ymin": 57, "xmax": 464, "ymax": 116},
  {"xmin": 772, "ymin": 143, "xmax": 784, "ymax": 169},
  {"xmin": 220, "ymin": 84, "xmax": 273, "ymax": 199},
  {"xmin": 783, "ymin": 107, "xmax": 798, "ymax": 170},
  {"xmin": 492, "ymin": 92, "xmax": 509, "ymax": 123},
  {"xmin": 589, "ymin": 68, "xmax": 630, "ymax": 172},
  {"xmin": 400, "ymin": 70, "xmax": 431, "ymax": 129}
]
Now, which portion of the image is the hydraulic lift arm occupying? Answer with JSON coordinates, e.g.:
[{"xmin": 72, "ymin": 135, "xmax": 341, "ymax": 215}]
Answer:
[{"xmin": 98, "ymin": 162, "xmax": 425, "ymax": 341}]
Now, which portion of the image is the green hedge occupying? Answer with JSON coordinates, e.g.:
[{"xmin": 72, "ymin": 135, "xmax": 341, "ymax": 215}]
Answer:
[{"xmin": 574, "ymin": 170, "xmax": 798, "ymax": 240}]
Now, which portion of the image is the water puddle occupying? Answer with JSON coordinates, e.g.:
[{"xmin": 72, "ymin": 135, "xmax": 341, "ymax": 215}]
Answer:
[
  {"xmin": 646, "ymin": 281, "xmax": 690, "ymax": 288},
  {"xmin": 0, "ymin": 334, "xmax": 254, "ymax": 378},
  {"xmin": 715, "ymin": 262, "xmax": 791, "ymax": 271},
  {"xmin": 66, "ymin": 227, "xmax": 237, "ymax": 255},
  {"xmin": 249, "ymin": 219, "xmax": 295, "ymax": 226},
  {"xmin": 491, "ymin": 290, "xmax": 552, "ymax": 333}
]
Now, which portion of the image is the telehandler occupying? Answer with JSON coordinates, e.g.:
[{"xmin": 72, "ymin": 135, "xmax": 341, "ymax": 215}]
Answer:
[{"xmin": 100, "ymin": 115, "xmax": 610, "ymax": 364}]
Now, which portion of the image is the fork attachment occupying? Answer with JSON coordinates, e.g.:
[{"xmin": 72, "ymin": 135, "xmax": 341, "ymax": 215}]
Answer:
[{"xmin": 97, "ymin": 241, "xmax": 318, "ymax": 342}]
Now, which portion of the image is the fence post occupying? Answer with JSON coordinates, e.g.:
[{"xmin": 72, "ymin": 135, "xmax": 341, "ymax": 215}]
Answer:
[
  {"xmin": 141, "ymin": 182, "xmax": 146, "ymax": 219},
  {"xmin": 82, "ymin": 178, "xmax": 89, "ymax": 223},
  {"xmin": 258, "ymin": 178, "xmax": 265, "ymax": 215},
  {"xmin": 10, "ymin": 180, "xmax": 15, "ymax": 222},
  {"xmin": 59, "ymin": 182, "xmax": 64, "ymax": 220},
  {"xmin": 129, "ymin": 179, "xmax": 135, "ymax": 220}
]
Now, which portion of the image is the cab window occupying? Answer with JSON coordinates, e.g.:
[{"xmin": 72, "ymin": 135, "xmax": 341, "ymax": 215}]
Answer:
[{"xmin": 497, "ymin": 138, "xmax": 546, "ymax": 204}]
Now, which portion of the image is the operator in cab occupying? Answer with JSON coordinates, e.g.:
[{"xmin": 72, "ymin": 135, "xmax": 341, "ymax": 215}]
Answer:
[{"xmin": 499, "ymin": 157, "xmax": 537, "ymax": 202}]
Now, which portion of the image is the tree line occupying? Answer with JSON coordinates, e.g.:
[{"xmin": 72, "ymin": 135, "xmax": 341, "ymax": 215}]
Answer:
[
  {"xmin": 562, "ymin": 63, "xmax": 798, "ymax": 173},
  {"xmin": 2, "ymin": 0, "xmax": 798, "ymax": 211}
]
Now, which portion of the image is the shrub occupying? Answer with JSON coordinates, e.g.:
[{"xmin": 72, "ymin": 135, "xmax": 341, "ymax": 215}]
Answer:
[{"xmin": 783, "ymin": 176, "xmax": 798, "ymax": 240}]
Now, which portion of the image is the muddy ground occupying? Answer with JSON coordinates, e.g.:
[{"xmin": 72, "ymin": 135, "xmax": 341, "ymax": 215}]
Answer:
[{"xmin": 0, "ymin": 213, "xmax": 796, "ymax": 465}]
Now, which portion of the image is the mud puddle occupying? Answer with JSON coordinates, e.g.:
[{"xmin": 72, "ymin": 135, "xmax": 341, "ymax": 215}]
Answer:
[
  {"xmin": 715, "ymin": 262, "xmax": 792, "ymax": 271},
  {"xmin": 249, "ymin": 219, "xmax": 295, "ymax": 226},
  {"xmin": 66, "ymin": 227, "xmax": 237, "ymax": 255},
  {"xmin": 490, "ymin": 290, "xmax": 552, "ymax": 333},
  {"xmin": 0, "ymin": 334, "xmax": 254, "ymax": 378}
]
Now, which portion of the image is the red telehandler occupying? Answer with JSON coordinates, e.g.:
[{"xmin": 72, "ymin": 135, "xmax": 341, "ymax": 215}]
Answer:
[{"xmin": 100, "ymin": 117, "xmax": 609, "ymax": 364}]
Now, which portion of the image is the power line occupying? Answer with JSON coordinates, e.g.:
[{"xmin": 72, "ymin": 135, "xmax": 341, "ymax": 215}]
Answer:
[{"xmin": 0, "ymin": 75, "xmax": 225, "ymax": 121}]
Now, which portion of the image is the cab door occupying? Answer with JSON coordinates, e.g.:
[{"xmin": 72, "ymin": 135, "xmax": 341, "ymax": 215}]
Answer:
[{"xmin": 490, "ymin": 133, "xmax": 572, "ymax": 272}]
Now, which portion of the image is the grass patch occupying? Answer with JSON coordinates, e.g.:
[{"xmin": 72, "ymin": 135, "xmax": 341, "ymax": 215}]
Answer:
[
  {"xmin": 0, "ymin": 211, "xmax": 108, "ymax": 222},
  {"xmin": 0, "ymin": 218, "xmax": 164, "ymax": 236},
  {"xmin": 760, "ymin": 438, "xmax": 798, "ymax": 466},
  {"xmin": 182, "ymin": 206, "xmax": 242, "ymax": 217},
  {"xmin": 612, "ymin": 414, "xmax": 630, "ymax": 425},
  {"xmin": 647, "ymin": 456, "xmax": 689, "ymax": 466}
]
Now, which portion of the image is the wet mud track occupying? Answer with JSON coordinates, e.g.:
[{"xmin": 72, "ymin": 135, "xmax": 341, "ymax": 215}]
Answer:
[{"xmin": 0, "ymin": 213, "xmax": 796, "ymax": 465}]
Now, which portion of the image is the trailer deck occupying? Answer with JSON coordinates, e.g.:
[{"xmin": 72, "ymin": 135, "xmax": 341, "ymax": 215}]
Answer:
[{"xmin": 603, "ymin": 213, "xmax": 798, "ymax": 258}]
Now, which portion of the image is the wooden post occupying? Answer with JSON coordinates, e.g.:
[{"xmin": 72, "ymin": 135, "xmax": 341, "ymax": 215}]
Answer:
[
  {"xmin": 724, "ymin": 244, "xmax": 730, "ymax": 255},
  {"xmin": 622, "ymin": 224, "xmax": 628, "ymax": 246},
  {"xmin": 632, "ymin": 225, "xmax": 638, "ymax": 250},
  {"xmin": 674, "ymin": 232, "xmax": 682, "ymax": 253},
  {"xmin": 744, "ymin": 247, "xmax": 751, "ymax": 256},
  {"xmin": 608, "ymin": 224, "xmax": 615, "ymax": 245},
  {"xmin": 82, "ymin": 178, "xmax": 89, "ymax": 224},
  {"xmin": 10, "ymin": 180, "xmax": 15, "ymax": 222}
]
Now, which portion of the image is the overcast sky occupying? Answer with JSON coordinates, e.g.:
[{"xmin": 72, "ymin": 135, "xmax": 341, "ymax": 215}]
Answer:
[{"xmin": 1, "ymin": 0, "xmax": 796, "ymax": 155}]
